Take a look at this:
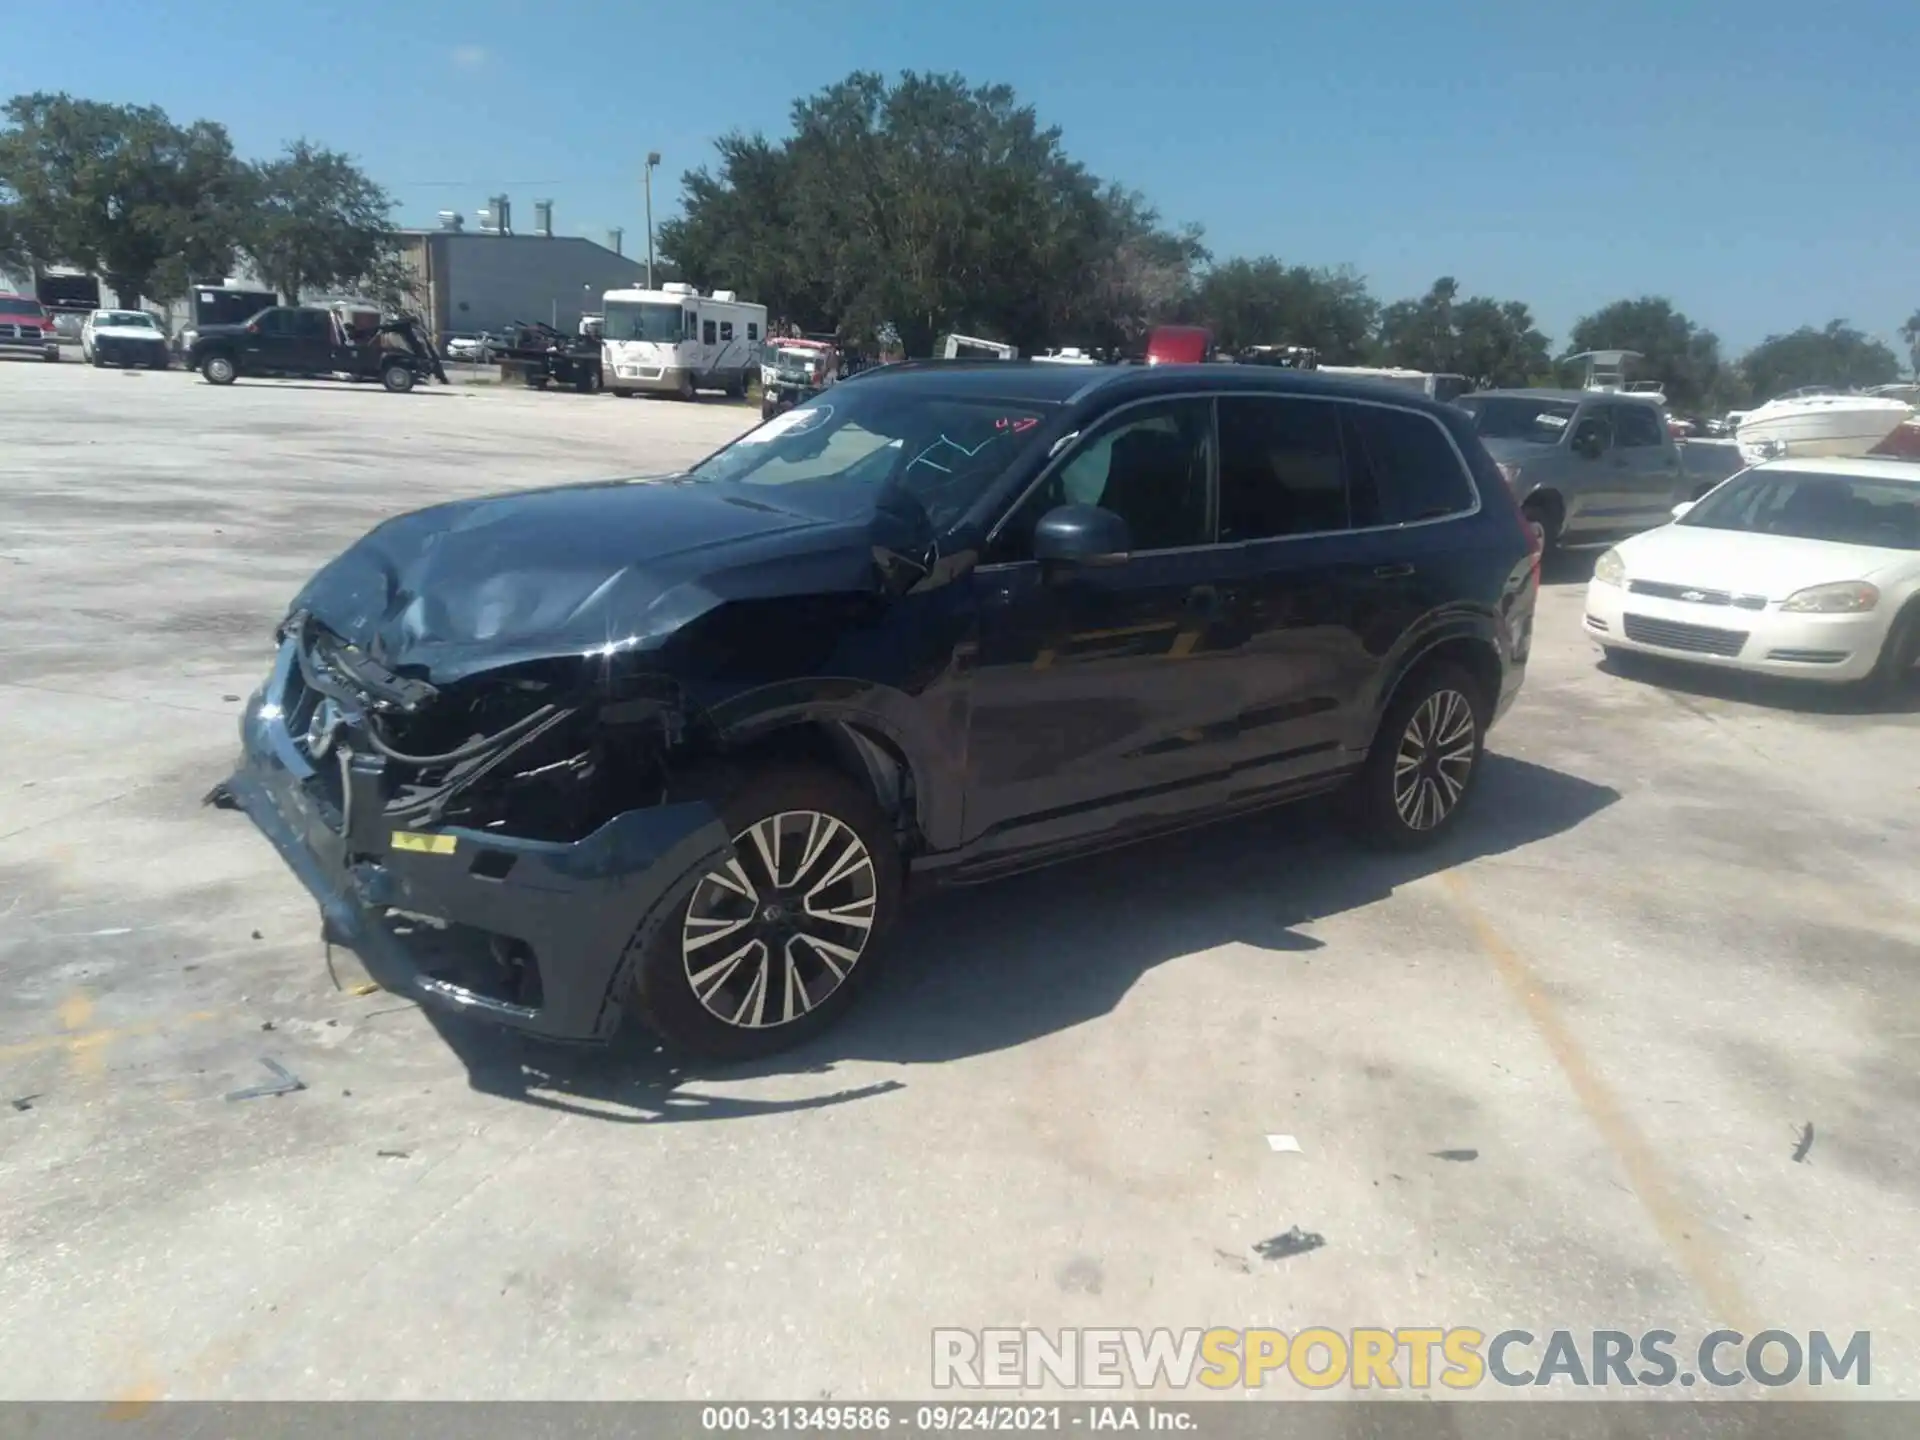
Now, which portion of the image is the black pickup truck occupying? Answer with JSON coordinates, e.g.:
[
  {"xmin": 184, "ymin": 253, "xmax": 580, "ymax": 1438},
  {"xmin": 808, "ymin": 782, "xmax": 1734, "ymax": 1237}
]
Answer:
[{"xmin": 186, "ymin": 306, "xmax": 448, "ymax": 392}]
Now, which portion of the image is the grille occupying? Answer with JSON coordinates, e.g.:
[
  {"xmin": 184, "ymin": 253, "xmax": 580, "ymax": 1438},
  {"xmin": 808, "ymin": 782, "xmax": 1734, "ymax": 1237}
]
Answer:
[
  {"xmin": 1628, "ymin": 580, "xmax": 1767, "ymax": 610},
  {"xmin": 1623, "ymin": 615, "xmax": 1749, "ymax": 657}
]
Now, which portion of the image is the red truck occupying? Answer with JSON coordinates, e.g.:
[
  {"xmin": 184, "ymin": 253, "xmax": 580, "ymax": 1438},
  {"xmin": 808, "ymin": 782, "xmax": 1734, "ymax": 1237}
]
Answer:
[
  {"xmin": 1144, "ymin": 324, "xmax": 1214, "ymax": 366},
  {"xmin": 0, "ymin": 295, "xmax": 61, "ymax": 362}
]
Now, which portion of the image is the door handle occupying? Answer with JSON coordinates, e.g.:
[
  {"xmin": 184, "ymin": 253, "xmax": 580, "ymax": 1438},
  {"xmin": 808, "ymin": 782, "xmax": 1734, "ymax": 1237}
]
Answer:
[{"xmin": 1372, "ymin": 563, "xmax": 1415, "ymax": 580}]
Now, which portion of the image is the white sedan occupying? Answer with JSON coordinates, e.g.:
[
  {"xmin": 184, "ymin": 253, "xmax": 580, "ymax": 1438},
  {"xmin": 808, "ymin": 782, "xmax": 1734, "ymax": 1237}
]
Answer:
[{"xmin": 1583, "ymin": 457, "xmax": 1920, "ymax": 690}]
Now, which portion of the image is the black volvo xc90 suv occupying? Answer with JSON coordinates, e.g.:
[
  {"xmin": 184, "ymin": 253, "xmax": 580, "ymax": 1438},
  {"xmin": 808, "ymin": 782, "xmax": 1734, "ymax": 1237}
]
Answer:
[{"xmin": 211, "ymin": 361, "xmax": 1539, "ymax": 1058}]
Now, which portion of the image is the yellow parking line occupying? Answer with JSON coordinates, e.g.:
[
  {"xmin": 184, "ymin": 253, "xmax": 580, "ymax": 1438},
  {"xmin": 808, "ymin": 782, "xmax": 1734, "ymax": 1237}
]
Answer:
[
  {"xmin": 0, "ymin": 1010, "xmax": 220, "ymax": 1066},
  {"xmin": 1438, "ymin": 873, "xmax": 1758, "ymax": 1336}
]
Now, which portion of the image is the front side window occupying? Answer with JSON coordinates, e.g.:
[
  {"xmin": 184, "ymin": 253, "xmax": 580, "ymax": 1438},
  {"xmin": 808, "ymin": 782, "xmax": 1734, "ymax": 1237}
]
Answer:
[
  {"xmin": 1611, "ymin": 403, "xmax": 1665, "ymax": 447},
  {"xmin": 747, "ymin": 322, "xmax": 759, "ymax": 340},
  {"xmin": 602, "ymin": 301, "xmax": 683, "ymax": 343},
  {"xmin": 1217, "ymin": 396, "xmax": 1349, "ymax": 541},
  {"xmin": 996, "ymin": 398, "xmax": 1213, "ymax": 560},
  {"xmin": 254, "ymin": 309, "xmax": 295, "ymax": 335},
  {"xmin": 1345, "ymin": 404, "xmax": 1476, "ymax": 526}
]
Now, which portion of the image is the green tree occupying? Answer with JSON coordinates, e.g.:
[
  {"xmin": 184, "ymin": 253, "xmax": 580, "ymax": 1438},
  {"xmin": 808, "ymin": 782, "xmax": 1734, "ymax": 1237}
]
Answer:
[
  {"xmin": 1192, "ymin": 256, "xmax": 1376, "ymax": 359},
  {"xmin": 1900, "ymin": 308, "xmax": 1920, "ymax": 379},
  {"xmin": 240, "ymin": 140, "xmax": 395, "ymax": 304},
  {"xmin": 1377, "ymin": 277, "xmax": 1550, "ymax": 387},
  {"xmin": 658, "ymin": 70, "xmax": 1202, "ymax": 355},
  {"xmin": 0, "ymin": 92, "xmax": 246, "ymax": 305},
  {"xmin": 1564, "ymin": 296, "xmax": 1728, "ymax": 413},
  {"xmin": 1740, "ymin": 320, "xmax": 1902, "ymax": 400}
]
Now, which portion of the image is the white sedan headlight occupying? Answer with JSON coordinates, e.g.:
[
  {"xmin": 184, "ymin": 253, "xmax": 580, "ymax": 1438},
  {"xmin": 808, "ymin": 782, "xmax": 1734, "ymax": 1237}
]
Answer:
[
  {"xmin": 1592, "ymin": 547, "xmax": 1626, "ymax": 587},
  {"xmin": 1780, "ymin": 581, "xmax": 1879, "ymax": 614}
]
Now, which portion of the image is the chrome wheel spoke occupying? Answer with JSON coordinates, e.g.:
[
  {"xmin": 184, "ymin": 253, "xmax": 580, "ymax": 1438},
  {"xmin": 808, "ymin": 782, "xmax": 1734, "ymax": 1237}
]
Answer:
[
  {"xmin": 681, "ymin": 806, "xmax": 879, "ymax": 1030},
  {"xmin": 689, "ymin": 939, "xmax": 762, "ymax": 1003},
  {"xmin": 1393, "ymin": 689, "xmax": 1476, "ymax": 831}
]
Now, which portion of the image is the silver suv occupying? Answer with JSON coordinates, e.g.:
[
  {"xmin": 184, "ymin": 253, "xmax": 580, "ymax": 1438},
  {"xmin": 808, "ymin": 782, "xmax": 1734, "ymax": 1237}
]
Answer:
[{"xmin": 1457, "ymin": 389, "xmax": 1686, "ymax": 553}]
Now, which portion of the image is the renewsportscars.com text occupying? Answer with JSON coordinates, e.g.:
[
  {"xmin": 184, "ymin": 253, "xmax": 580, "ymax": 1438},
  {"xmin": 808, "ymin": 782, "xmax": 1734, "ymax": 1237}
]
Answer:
[{"xmin": 932, "ymin": 1327, "xmax": 1870, "ymax": 1391}]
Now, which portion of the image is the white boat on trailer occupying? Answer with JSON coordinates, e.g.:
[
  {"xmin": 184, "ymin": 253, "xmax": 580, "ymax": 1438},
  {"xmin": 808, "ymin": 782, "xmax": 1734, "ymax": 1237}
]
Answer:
[{"xmin": 1734, "ymin": 386, "xmax": 1915, "ymax": 465}]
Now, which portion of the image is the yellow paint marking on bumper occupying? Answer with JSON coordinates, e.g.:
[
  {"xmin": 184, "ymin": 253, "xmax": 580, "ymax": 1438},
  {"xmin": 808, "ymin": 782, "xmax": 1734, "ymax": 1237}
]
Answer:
[{"xmin": 391, "ymin": 831, "xmax": 458, "ymax": 855}]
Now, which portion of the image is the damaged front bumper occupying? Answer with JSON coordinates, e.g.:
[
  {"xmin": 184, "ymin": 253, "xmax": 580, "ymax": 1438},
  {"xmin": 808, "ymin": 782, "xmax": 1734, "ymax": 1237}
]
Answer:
[{"xmin": 216, "ymin": 637, "xmax": 732, "ymax": 1042}]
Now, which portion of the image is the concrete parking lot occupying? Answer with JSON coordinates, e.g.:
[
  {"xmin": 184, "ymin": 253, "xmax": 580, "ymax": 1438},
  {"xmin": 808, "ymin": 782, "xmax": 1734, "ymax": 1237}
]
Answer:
[{"xmin": 2, "ymin": 362, "xmax": 1917, "ymax": 1402}]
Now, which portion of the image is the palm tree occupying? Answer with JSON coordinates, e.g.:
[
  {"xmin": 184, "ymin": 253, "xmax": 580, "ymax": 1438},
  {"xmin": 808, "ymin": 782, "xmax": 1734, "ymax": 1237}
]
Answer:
[{"xmin": 1903, "ymin": 308, "xmax": 1920, "ymax": 379}]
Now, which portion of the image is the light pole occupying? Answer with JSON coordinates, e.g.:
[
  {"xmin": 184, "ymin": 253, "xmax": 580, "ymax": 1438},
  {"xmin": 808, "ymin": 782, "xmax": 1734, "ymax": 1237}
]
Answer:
[{"xmin": 644, "ymin": 151, "xmax": 661, "ymax": 290}]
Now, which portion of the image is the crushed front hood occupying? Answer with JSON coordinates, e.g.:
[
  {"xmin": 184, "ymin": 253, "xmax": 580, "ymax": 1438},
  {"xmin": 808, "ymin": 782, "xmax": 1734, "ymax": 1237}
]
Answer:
[{"xmin": 288, "ymin": 477, "xmax": 902, "ymax": 684}]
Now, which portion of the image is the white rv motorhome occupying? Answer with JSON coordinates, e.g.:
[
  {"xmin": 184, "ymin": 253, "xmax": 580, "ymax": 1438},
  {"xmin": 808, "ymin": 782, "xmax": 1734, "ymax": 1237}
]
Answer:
[{"xmin": 601, "ymin": 282, "xmax": 768, "ymax": 398}]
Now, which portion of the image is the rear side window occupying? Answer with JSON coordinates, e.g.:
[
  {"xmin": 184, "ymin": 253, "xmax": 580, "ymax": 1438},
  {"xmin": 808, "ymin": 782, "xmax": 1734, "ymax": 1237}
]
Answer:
[
  {"xmin": 1216, "ymin": 396, "xmax": 1350, "ymax": 541},
  {"xmin": 702, "ymin": 320, "xmax": 717, "ymax": 345},
  {"xmin": 1344, "ymin": 404, "xmax": 1477, "ymax": 526},
  {"xmin": 720, "ymin": 321, "xmax": 734, "ymax": 342}
]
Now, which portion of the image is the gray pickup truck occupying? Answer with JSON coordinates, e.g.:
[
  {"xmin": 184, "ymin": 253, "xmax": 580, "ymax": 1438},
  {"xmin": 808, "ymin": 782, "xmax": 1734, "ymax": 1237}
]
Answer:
[{"xmin": 1456, "ymin": 389, "xmax": 1689, "ymax": 553}]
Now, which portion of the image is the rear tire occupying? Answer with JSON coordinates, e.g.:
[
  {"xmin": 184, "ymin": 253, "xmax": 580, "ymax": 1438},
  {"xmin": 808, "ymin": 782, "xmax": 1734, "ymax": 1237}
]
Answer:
[
  {"xmin": 1347, "ymin": 660, "xmax": 1488, "ymax": 850},
  {"xmin": 626, "ymin": 764, "xmax": 902, "ymax": 1061},
  {"xmin": 380, "ymin": 362, "xmax": 416, "ymax": 393}
]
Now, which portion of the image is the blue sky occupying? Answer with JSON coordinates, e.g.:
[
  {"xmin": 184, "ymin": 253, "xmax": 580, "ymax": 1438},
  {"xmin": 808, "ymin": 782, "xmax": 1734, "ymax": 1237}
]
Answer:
[{"xmin": 7, "ymin": 0, "xmax": 1916, "ymax": 357}]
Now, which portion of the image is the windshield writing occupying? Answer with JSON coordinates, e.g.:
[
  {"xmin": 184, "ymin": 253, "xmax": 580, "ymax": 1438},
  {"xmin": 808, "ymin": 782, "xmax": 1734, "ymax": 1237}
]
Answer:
[
  {"xmin": 687, "ymin": 390, "xmax": 1055, "ymax": 529},
  {"xmin": 1681, "ymin": 471, "xmax": 1920, "ymax": 550},
  {"xmin": 1457, "ymin": 396, "xmax": 1578, "ymax": 443}
]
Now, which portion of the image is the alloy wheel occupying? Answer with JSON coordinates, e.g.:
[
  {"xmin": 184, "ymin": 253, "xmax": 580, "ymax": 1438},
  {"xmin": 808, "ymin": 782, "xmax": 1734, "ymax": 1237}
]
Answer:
[
  {"xmin": 681, "ymin": 810, "xmax": 878, "ymax": 1029},
  {"xmin": 1392, "ymin": 689, "xmax": 1477, "ymax": 831}
]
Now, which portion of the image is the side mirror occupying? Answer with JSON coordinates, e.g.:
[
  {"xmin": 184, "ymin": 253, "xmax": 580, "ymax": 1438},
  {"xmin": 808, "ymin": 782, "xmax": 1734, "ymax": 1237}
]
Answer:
[
  {"xmin": 1032, "ymin": 504, "xmax": 1131, "ymax": 568},
  {"xmin": 1671, "ymin": 501, "xmax": 1694, "ymax": 520}
]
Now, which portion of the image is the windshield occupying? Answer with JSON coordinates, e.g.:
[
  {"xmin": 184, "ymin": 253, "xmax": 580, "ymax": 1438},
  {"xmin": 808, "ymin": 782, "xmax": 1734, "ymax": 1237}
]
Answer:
[
  {"xmin": 1680, "ymin": 469, "xmax": 1920, "ymax": 550},
  {"xmin": 686, "ymin": 387, "xmax": 1056, "ymax": 530},
  {"xmin": 603, "ymin": 300, "xmax": 684, "ymax": 344},
  {"xmin": 1456, "ymin": 395, "xmax": 1579, "ymax": 444},
  {"xmin": 2, "ymin": 298, "xmax": 46, "ymax": 318},
  {"xmin": 770, "ymin": 346, "xmax": 825, "ymax": 375},
  {"xmin": 95, "ymin": 311, "xmax": 156, "ymax": 329}
]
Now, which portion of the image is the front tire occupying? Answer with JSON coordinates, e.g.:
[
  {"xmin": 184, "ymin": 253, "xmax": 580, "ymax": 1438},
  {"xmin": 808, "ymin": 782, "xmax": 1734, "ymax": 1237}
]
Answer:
[
  {"xmin": 1349, "ymin": 661, "xmax": 1487, "ymax": 850},
  {"xmin": 627, "ymin": 764, "xmax": 902, "ymax": 1060},
  {"xmin": 201, "ymin": 353, "xmax": 237, "ymax": 385},
  {"xmin": 1863, "ymin": 605, "xmax": 1920, "ymax": 702},
  {"xmin": 1521, "ymin": 495, "xmax": 1562, "ymax": 560}
]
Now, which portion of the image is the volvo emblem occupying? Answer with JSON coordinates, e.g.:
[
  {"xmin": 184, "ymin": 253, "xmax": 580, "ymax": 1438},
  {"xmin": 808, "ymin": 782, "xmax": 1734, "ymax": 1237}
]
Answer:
[
  {"xmin": 304, "ymin": 698, "xmax": 343, "ymax": 760},
  {"xmin": 1680, "ymin": 590, "xmax": 1706, "ymax": 602}
]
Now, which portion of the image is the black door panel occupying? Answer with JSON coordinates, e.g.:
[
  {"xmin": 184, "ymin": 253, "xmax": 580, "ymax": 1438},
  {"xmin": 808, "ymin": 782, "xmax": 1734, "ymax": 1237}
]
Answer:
[{"xmin": 964, "ymin": 551, "xmax": 1246, "ymax": 851}]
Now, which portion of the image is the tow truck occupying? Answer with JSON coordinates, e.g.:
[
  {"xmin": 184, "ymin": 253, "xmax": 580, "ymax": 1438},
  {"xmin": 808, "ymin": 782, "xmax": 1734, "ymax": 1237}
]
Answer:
[{"xmin": 187, "ymin": 304, "xmax": 448, "ymax": 391}]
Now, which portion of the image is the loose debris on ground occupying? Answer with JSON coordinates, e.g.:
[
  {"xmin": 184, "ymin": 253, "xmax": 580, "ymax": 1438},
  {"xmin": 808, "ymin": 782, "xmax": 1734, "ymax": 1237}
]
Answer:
[
  {"xmin": 1254, "ymin": 1227, "xmax": 1326, "ymax": 1260},
  {"xmin": 1793, "ymin": 1122, "xmax": 1815, "ymax": 1163},
  {"xmin": 225, "ymin": 1058, "xmax": 305, "ymax": 1102}
]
